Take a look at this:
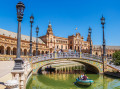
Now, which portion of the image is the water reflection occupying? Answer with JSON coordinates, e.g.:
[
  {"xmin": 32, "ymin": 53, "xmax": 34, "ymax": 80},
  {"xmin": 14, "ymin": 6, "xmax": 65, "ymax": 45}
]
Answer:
[{"xmin": 26, "ymin": 74, "xmax": 120, "ymax": 89}]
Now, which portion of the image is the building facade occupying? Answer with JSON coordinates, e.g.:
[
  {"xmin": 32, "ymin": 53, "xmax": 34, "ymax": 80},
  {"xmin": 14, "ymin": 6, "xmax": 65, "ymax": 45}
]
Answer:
[
  {"xmin": 0, "ymin": 22, "xmax": 120, "ymax": 58},
  {"xmin": 40, "ymin": 22, "xmax": 91, "ymax": 53},
  {"xmin": 93, "ymin": 45, "xmax": 120, "ymax": 58}
]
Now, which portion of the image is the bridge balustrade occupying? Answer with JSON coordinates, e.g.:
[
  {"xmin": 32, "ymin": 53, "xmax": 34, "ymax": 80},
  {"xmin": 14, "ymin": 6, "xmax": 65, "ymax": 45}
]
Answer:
[{"xmin": 31, "ymin": 52, "xmax": 103, "ymax": 63}]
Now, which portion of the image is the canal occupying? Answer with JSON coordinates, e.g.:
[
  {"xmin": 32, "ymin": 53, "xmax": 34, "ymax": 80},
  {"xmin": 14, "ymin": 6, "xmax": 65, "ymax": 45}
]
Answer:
[
  {"xmin": 26, "ymin": 74, "xmax": 120, "ymax": 89},
  {"xmin": 27, "ymin": 61, "xmax": 120, "ymax": 89}
]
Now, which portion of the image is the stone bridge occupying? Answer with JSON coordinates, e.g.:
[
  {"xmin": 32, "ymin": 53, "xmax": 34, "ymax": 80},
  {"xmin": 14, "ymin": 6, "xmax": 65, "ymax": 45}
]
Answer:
[
  {"xmin": 31, "ymin": 52, "xmax": 120, "ymax": 74},
  {"xmin": 5, "ymin": 52, "xmax": 120, "ymax": 89}
]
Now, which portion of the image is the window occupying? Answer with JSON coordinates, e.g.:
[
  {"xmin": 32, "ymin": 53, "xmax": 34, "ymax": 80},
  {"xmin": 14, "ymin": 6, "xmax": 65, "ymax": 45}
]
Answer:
[
  {"xmin": 50, "ymin": 38, "xmax": 52, "ymax": 42},
  {"xmin": 61, "ymin": 45, "xmax": 63, "ymax": 49},
  {"xmin": 57, "ymin": 45, "xmax": 59, "ymax": 49}
]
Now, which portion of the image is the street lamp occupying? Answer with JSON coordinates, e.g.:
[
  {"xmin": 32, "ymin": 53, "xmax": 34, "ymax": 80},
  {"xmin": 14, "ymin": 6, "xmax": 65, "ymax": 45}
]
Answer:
[
  {"xmin": 30, "ymin": 15, "xmax": 34, "ymax": 56},
  {"xmin": 101, "ymin": 16, "xmax": 106, "ymax": 60},
  {"xmin": 13, "ymin": 1, "xmax": 25, "ymax": 70},
  {"xmin": 101, "ymin": 15, "xmax": 106, "ymax": 72},
  {"xmin": 36, "ymin": 26, "xmax": 39, "ymax": 56},
  {"xmin": 88, "ymin": 27, "xmax": 92, "ymax": 55},
  {"xmin": 80, "ymin": 41, "xmax": 82, "ymax": 58}
]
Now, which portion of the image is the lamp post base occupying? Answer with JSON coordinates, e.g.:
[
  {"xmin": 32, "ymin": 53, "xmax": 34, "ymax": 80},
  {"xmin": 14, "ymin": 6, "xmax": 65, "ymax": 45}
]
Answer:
[{"xmin": 13, "ymin": 58, "xmax": 23, "ymax": 70}]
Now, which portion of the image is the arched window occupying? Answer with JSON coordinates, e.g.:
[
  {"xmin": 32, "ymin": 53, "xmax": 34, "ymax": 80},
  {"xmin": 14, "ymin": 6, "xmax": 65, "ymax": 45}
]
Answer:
[
  {"xmin": 0, "ymin": 46, "xmax": 4, "ymax": 54},
  {"xmin": 57, "ymin": 45, "xmax": 59, "ymax": 49},
  {"xmin": 33, "ymin": 50, "xmax": 36, "ymax": 56},
  {"xmin": 13, "ymin": 48, "xmax": 17, "ymax": 55},
  {"xmin": 42, "ymin": 51, "xmax": 44, "ymax": 54},
  {"xmin": 24, "ymin": 49, "xmax": 27, "ymax": 56},
  {"xmin": 110, "ymin": 54, "xmax": 112, "ymax": 57},
  {"xmin": 38, "ymin": 50, "xmax": 40, "ymax": 55},
  {"xmin": 45, "ymin": 51, "xmax": 48, "ymax": 54},
  {"xmin": 6, "ymin": 47, "xmax": 11, "ymax": 55}
]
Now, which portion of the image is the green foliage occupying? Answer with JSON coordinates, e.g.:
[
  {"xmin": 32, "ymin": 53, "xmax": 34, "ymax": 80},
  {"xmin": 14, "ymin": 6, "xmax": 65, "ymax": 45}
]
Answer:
[{"xmin": 112, "ymin": 51, "xmax": 120, "ymax": 65}]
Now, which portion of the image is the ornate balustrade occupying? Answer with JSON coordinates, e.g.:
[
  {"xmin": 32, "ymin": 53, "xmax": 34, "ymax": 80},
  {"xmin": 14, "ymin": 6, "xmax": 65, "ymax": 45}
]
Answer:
[
  {"xmin": 5, "ymin": 59, "xmax": 32, "ymax": 89},
  {"xmin": 31, "ymin": 52, "xmax": 103, "ymax": 63}
]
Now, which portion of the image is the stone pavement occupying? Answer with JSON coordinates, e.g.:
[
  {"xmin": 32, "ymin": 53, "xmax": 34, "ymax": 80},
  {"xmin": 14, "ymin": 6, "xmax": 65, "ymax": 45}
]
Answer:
[{"xmin": 0, "ymin": 61, "xmax": 14, "ymax": 89}]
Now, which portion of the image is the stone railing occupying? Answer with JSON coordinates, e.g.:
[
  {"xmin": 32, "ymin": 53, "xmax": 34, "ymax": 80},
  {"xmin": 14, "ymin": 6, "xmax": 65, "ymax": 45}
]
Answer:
[
  {"xmin": 5, "ymin": 59, "xmax": 32, "ymax": 89},
  {"xmin": 0, "ymin": 55, "xmax": 30, "ymax": 61},
  {"xmin": 32, "ymin": 52, "xmax": 103, "ymax": 63}
]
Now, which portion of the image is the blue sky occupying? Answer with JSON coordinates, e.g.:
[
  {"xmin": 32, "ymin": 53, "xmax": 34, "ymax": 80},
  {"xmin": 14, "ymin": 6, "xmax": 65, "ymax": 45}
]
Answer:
[{"xmin": 0, "ymin": 0, "xmax": 120, "ymax": 46}]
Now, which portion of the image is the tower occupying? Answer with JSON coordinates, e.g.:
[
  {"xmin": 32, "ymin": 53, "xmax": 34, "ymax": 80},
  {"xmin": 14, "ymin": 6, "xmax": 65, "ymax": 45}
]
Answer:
[
  {"xmin": 46, "ymin": 21, "xmax": 54, "ymax": 53},
  {"xmin": 87, "ymin": 27, "xmax": 92, "ymax": 54},
  {"xmin": 46, "ymin": 21, "xmax": 53, "ymax": 35}
]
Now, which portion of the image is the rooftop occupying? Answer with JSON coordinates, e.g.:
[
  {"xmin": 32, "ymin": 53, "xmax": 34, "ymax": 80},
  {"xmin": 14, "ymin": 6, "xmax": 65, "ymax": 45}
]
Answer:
[
  {"xmin": 0, "ymin": 28, "xmax": 45, "ymax": 44},
  {"xmin": 93, "ymin": 45, "xmax": 120, "ymax": 50}
]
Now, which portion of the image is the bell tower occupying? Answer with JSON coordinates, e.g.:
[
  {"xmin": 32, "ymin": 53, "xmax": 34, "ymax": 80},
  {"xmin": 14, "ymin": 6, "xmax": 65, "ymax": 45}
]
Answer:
[
  {"xmin": 87, "ymin": 27, "xmax": 92, "ymax": 54},
  {"xmin": 46, "ymin": 21, "xmax": 54, "ymax": 53},
  {"xmin": 46, "ymin": 21, "xmax": 53, "ymax": 35}
]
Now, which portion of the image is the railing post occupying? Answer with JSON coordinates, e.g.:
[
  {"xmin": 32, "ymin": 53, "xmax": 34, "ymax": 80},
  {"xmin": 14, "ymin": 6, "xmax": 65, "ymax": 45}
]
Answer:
[
  {"xmin": 55, "ymin": 51, "xmax": 57, "ymax": 59},
  {"xmin": 80, "ymin": 52, "xmax": 82, "ymax": 58}
]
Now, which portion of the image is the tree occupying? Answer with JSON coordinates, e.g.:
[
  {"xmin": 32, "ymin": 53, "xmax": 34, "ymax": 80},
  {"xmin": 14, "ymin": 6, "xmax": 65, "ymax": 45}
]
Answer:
[{"xmin": 112, "ymin": 51, "xmax": 120, "ymax": 65}]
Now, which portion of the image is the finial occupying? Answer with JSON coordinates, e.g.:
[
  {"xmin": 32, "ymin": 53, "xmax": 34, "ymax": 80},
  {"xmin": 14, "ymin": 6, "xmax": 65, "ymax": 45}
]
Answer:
[{"xmin": 49, "ymin": 20, "xmax": 51, "ymax": 25}]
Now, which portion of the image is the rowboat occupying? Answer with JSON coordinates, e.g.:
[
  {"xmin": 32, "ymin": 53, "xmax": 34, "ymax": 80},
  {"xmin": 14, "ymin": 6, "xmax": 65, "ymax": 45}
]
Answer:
[{"xmin": 75, "ymin": 78, "xmax": 94, "ymax": 86}]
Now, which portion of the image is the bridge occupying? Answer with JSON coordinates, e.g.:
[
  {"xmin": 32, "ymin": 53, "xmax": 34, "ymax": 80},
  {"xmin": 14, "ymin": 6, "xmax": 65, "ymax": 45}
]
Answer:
[
  {"xmin": 5, "ymin": 52, "xmax": 120, "ymax": 89},
  {"xmin": 30, "ymin": 52, "xmax": 120, "ymax": 74}
]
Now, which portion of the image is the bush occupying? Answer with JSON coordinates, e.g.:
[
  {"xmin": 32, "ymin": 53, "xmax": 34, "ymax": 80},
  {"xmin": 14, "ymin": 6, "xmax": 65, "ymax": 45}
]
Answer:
[{"xmin": 113, "ymin": 51, "xmax": 120, "ymax": 65}]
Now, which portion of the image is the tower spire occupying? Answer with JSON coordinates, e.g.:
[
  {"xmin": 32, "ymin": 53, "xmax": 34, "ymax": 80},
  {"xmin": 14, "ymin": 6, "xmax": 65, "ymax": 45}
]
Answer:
[{"xmin": 46, "ymin": 21, "xmax": 53, "ymax": 35}]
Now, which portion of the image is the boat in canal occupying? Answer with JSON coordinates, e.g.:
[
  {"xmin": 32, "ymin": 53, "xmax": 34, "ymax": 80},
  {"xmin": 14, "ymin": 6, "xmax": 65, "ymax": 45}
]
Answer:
[{"xmin": 75, "ymin": 78, "xmax": 94, "ymax": 86}]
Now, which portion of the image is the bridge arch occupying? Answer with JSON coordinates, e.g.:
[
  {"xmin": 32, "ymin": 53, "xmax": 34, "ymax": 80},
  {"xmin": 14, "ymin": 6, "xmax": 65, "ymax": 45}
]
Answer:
[{"xmin": 33, "ymin": 58, "xmax": 102, "ymax": 74}]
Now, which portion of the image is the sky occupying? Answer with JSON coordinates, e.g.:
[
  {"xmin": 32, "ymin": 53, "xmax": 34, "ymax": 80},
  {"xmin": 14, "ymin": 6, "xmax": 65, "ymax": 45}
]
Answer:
[{"xmin": 0, "ymin": 0, "xmax": 120, "ymax": 46}]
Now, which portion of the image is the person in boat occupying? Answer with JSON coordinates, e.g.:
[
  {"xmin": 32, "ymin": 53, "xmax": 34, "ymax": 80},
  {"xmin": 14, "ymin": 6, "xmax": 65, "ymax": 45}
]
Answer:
[
  {"xmin": 79, "ymin": 74, "xmax": 84, "ymax": 80},
  {"xmin": 82, "ymin": 74, "xmax": 88, "ymax": 80}
]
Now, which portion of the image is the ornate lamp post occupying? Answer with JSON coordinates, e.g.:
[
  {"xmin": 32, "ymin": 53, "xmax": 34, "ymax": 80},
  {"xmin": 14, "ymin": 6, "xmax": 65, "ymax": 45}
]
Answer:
[
  {"xmin": 30, "ymin": 15, "xmax": 34, "ymax": 56},
  {"xmin": 101, "ymin": 15, "xmax": 107, "ymax": 72},
  {"xmin": 13, "ymin": 1, "xmax": 25, "ymax": 70},
  {"xmin": 36, "ymin": 26, "xmax": 39, "ymax": 56},
  {"xmin": 80, "ymin": 42, "xmax": 82, "ymax": 58},
  {"xmin": 88, "ymin": 27, "xmax": 92, "ymax": 55}
]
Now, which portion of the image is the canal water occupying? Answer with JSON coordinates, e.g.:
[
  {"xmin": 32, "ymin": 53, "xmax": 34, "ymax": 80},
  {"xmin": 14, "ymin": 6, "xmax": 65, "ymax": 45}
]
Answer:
[{"xmin": 26, "ymin": 74, "xmax": 120, "ymax": 89}]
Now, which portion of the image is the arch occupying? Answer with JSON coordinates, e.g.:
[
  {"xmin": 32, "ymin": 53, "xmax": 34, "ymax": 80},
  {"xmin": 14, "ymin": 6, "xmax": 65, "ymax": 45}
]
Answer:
[
  {"xmin": 70, "ymin": 46, "xmax": 72, "ymax": 50},
  {"xmin": 110, "ymin": 54, "xmax": 112, "ymax": 57},
  {"xmin": 78, "ymin": 46, "xmax": 79, "ymax": 51},
  {"xmin": 6, "ymin": 47, "xmax": 11, "ymax": 55},
  {"xmin": 28, "ymin": 50, "xmax": 30, "ymax": 55},
  {"xmin": 42, "ymin": 51, "xmax": 44, "ymax": 54},
  {"xmin": 36, "ymin": 59, "xmax": 100, "ymax": 74},
  {"xmin": 45, "ymin": 51, "xmax": 48, "ymax": 54},
  {"xmin": 13, "ymin": 48, "xmax": 17, "ymax": 55},
  {"xmin": 38, "ymin": 50, "xmax": 40, "ymax": 55},
  {"xmin": 96, "ymin": 52, "xmax": 98, "ymax": 56},
  {"xmin": 20, "ymin": 49, "xmax": 22, "ymax": 55},
  {"xmin": 24, "ymin": 49, "xmax": 27, "ymax": 56},
  {"xmin": 75, "ymin": 46, "xmax": 76, "ymax": 50},
  {"xmin": 33, "ymin": 50, "xmax": 36, "ymax": 56},
  {"xmin": 0, "ymin": 46, "xmax": 4, "ymax": 54},
  {"xmin": 57, "ymin": 45, "xmax": 59, "ymax": 49}
]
